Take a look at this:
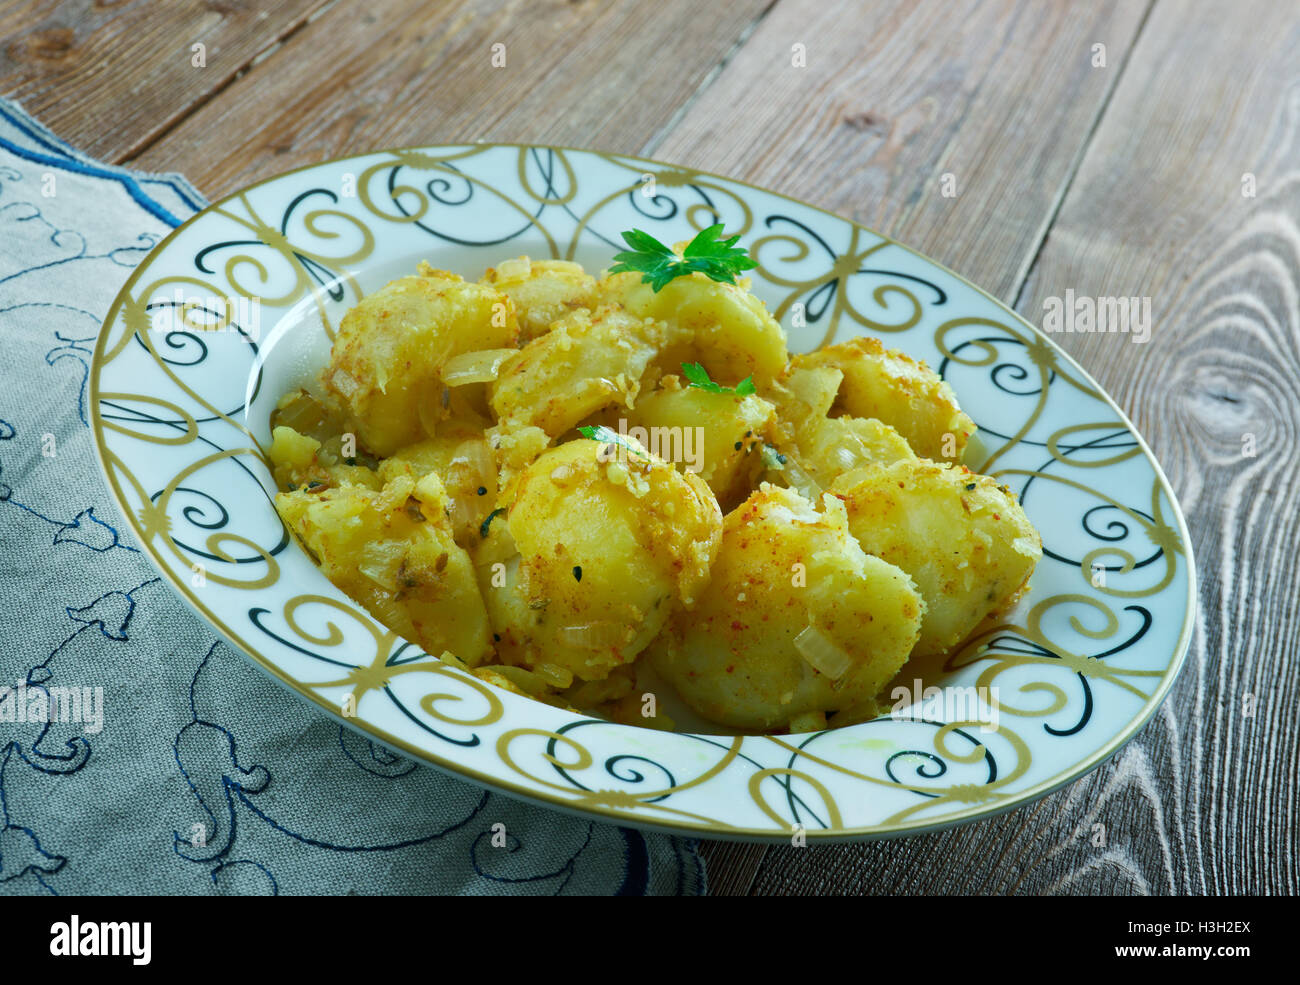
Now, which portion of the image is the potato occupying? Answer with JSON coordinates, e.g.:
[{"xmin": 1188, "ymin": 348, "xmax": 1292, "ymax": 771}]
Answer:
[
  {"xmin": 482, "ymin": 256, "xmax": 596, "ymax": 341},
  {"xmin": 478, "ymin": 437, "xmax": 722, "ymax": 682},
  {"xmin": 322, "ymin": 263, "xmax": 519, "ymax": 456},
  {"xmin": 795, "ymin": 336, "xmax": 975, "ymax": 462},
  {"xmin": 489, "ymin": 304, "xmax": 672, "ymax": 436},
  {"xmin": 377, "ymin": 420, "xmax": 496, "ymax": 545},
  {"xmin": 749, "ymin": 365, "xmax": 912, "ymax": 501},
  {"xmin": 271, "ymin": 253, "xmax": 1046, "ymax": 735},
  {"xmin": 484, "ymin": 421, "xmax": 552, "ymax": 497},
  {"xmin": 276, "ymin": 473, "xmax": 492, "ymax": 664},
  {"xmin": 624, "ymin": 377, "xmax": 776, "ymax": 512},
  {"xmin": 648, "ymin": 484, "xmax": 924, "ymax": 730},
  {"xmin": 600, "ymin": 270, "xmax": 788, "ymax": 385},
  {"xmin": 832, "ymin": 459, "xmax": 1041, "ymax": 657},
  {"xmin": 771, "ymin": 364, "xmax": 842, "ymax": 422},
  {"xmin": 792, "ymin": 416, "xmax": 915, "ymax": 488},
  {"xmin": 268, "ymin": 425, "xmax": 381, "ymax": 492}
]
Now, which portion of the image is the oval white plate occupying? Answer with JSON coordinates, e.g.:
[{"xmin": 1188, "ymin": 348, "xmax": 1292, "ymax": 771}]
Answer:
[{"xmin": 90, "ymin": 145, "xmax": 1195, "ymax": 842}]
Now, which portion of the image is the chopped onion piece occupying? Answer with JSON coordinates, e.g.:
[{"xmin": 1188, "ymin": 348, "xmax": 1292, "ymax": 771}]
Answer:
[
  {"xmin": 557, "ymin": 621, "xmax": 629, "ymax": 651},
  {"xmin": 794, "ymin": 623, "xmax": 852, "ymax": 681},
  {"xmin": 451, "ymin": 438, "xmax": 495, "ymax": 488},
  {"xmin": 484, "ymin": 664, "xmax": 551, "ymax": 697},
  {"xmin": 781, "ymin": 454, "xmax": 823, "ymax": 503},
  {"xmin": 437, "ymin": 650, "xmax": 469, "ymax": 672},
  {"xmin": 330, "ymin": 368, "xmax": 359, "ymax": 398},
  {"xmin": 833, "ymin": 442, "xmax": 862, "ymax": 471},
  {"xmin": 441, "ymin": 348, "xmax": 517, "ymax": 386},
  {"xmin": 495, "ymin": 256, "xmax": 531, "ymax": 280},
  {"xmin": 358, "ymin": 551, "xmax": 397, "ymax": 591},
  {"xmin": 536, "ymin": 662, "xmax": 574, "ymax": 689},
  {"xmin": 446, "ymin": 493, "xmax": 476, "ymax": 537}
]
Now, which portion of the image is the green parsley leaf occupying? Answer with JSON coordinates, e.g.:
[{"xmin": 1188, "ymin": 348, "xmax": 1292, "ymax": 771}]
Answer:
[
  {"xmin": 609, "ymin": 223, "xmax": 757, "ymax": 292},
  {"xmin": 479, "ymin": 507, "xmax": 506, "ymax": 539},
  {"xmin": 681, "ymin": 362, "xmax": 756, "ymax": 397},
  {"xmin": 577, "ymin": 424, "xmax": 650, "ymax": 459},
  {"xmin": 759, "ymin": 444, "xmax": 787, "ymax": 471}
]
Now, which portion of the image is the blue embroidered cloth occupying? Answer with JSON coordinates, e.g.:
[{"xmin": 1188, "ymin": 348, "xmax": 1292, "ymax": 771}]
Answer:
[{"xmin": 0, "ymin": 99, "xmax": 704, "ymax": 896}]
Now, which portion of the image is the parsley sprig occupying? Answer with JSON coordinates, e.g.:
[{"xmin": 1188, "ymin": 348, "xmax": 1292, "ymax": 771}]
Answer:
[
  {"xmin": 681, "ymin": 362, "xmax": 755, "ymax": 397},
  {"xmin": 609, "ymin": 224, "xmax": 757, "ymax": 292},
  {"xmin": 577, "ymin": 424, "xmax": 650, "ymax": 459}
]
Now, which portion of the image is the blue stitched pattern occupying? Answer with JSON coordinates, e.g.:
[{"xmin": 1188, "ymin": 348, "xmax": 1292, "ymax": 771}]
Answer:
[{"xmin": 0, "ymin": 98, "xmax": 704, "ymax": 896}]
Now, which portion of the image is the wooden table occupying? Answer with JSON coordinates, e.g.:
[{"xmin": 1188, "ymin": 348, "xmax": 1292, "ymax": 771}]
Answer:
[{"xmin": 4, "ymin": 0, "xmax": 1294, "ymax": 895}]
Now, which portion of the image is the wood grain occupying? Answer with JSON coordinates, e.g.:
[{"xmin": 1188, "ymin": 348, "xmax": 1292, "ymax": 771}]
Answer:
[
  {"xmin": 725, "ymin": 0, "xmax": 1300, "ymax": 896},
  {"xmin": 667, "ymin": 0, "xmax": 1150, "ymax": 894},
  {"xmin": 650, "ymin": 0, "xmax": 1150, "ymax": 302},
  {"xmin": 0, "ymin": 0, "xmax": 332, "ymax": 162},
  {"xmin": 125, "ymin": 0, "xmax": 776, "ymax": 198},
  {"xmin": 1006, "ymin": 0, "xmax": 1300, "ymax": 895}
]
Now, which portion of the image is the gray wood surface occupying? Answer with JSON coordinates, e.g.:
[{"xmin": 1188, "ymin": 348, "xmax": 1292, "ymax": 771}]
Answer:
[{"xmin": 2, "ymin": 0, "xmax": 1293, "ymax": 894}]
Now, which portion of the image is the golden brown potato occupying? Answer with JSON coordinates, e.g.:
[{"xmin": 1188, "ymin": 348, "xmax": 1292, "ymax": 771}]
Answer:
[
  {"xmin": 322, "ymin": 264, "xmax": 519, "ymax": 456},
  {"xmin": 795, "ymin": 336, "xmax": 975, "ymax": 463},
  {"xmin": 791, "ymin": 416, "xmax": 915, "ymax": 489},
  {"xmin": 268, "ymin": 425, "xmax": 381, "ymax": 493},
  {"xmin": 377, "ymin": 421, "xmax": 496, "ymax": 546},
  {"xmin": 484, "ymin": 420, "xmax": 552, "ymax": 498},
  {"xmin": 624, "ymin": 377, "xmax": 776, "ymax": 513},
  {"xmin": 832, "ymin": 459, "xmax": 1041, "ymax": 657},
  {"xmin": 600, "ymin": 270, "xmax": 788, "ymax": 386},
  {"xmin": 759, "ymin": 365, "xmax": 914, "ymax": 496},
  {"xmin": 276, "ymin": 472, "xmax": 492, "ymax": 664},
  {"xmin": 648, "ymin": 484, "xmax": 924, "ymax": 731},
  {"xmin": 489, "ymin": 305, "xmax": 673, "ymax": 437},
  {"xmin": 476, "ymin": 437, "xmax": 722, "ymax": 682},
  {"xmin": 270, "ymin": 251, "xmax": 1043, "ymax": 735},
  {"xmin": 770, "ymin": 364, "xmax": 841, "ymax": 424},
  {"xmin": 482, "ymin": 256, "xmax": 596, "ymax": 341}
]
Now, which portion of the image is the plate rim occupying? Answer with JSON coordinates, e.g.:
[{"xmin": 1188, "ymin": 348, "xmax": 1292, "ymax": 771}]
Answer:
[{"xmin": 88, "ymin": 142, "xmax": 1198, "ymax": 842}]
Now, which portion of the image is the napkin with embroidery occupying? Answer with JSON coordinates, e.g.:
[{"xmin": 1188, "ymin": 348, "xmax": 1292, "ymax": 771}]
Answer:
[{"xmin": 0, "ymin": 98, "xmax": 704, "ymax": 896}]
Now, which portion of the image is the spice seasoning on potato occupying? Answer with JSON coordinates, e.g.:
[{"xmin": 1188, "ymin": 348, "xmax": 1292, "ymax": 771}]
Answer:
[{"xmin": 270, "ymin": 233, "xmax": 1040, "ymax": 731}]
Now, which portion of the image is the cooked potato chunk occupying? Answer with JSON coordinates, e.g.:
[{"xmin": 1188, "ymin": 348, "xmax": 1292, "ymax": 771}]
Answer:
[
  {"xmin": 793, "ymin": 416, "xmax": 915, "ymax": 488},
  {"xmin": 482, "ymin": 256, "xmax": 596, "ymax": 341},
  {"xmin": 268, "ymin": 424, "xmax": 381, "ymax": 492},
  {"xmin": 478, "ymin": 437, "xmax": 722, "ymax": 682},
  {"xmin": 833, "ymin": 459, "xmax": 1041, "ymax": 656},
  {"xmin": 758, "ymin": 365, "xmax": 914, "ymax": 496},
  {"xmin": 322, "ymin": 264, "xmax": 519, "ymax": 456},
  {"xmin": 601, "ymin": 270, "xmax": 788, "ymax": 385},
  {"xmin": 795, "ymin": 337, "xmax": 975, "ymax": 462},
  {"xmin": 276, "ymin": 473, "xmax": 492, "ymax": 663},
  {"xmin": 376, "ymin": 422, "xmax": 496, "ymax": 546},
  {"xmin": 271, "ymin": 246, "xmax": 1043, "ymax": 735},
  {"xmin": 624, "ymin": 378, "xmax": 776, "ymax": 512},
  {"xmin": 649, "ymin": 484, "xmax": 924, "ymax": 731},
  {"xmin": 484, "ymin": 420, "xmax": 552, "ymax": 498},
  {"xmin": 489, "ymin": 305, "xmax": 672, "ymax": 436}
]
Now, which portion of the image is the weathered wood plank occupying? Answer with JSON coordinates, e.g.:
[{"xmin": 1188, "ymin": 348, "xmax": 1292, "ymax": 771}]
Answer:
[
  {"xmin": 744, "ymin": 0, "xmax": 1299, "ymax": 895},
  {"xmin": 1004, "ymin": 0, "xmax": 1300, "ymax": 896},
  {"xmin": 652, "ymin": 0, "xmax": 1155, "ymax": 894},
  {"xmin": 651, "ymin": 0, "xmax": 1150, "ymax": 303},
  {"xmin": 127, "ymin": 0, "xmax": 775, "ymax": 198},
  {"xmin": 0, "ymin": 0, "xmax": 332, "ymax": 162}
]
